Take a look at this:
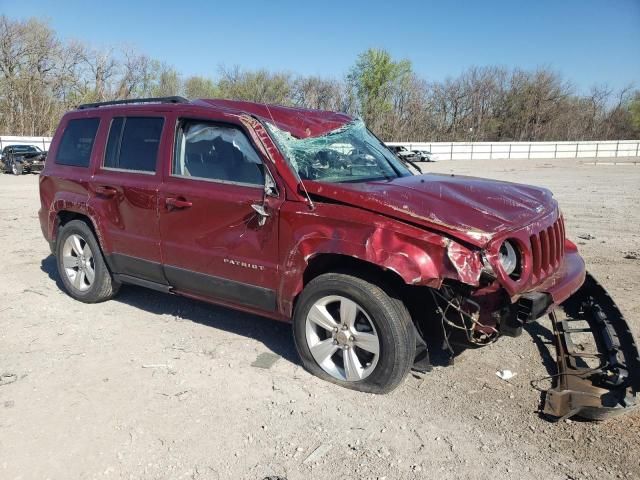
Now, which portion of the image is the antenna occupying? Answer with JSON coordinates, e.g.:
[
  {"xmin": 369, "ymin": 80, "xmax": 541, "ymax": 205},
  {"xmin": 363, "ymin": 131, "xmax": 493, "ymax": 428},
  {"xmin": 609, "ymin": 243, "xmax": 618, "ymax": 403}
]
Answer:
[
  {"xmin": 298, "ymin": 177, "xmax": 315, "ymax": 211},
  {"xmin": 263, "ymin": 102, "xmax": 277, "ymax": 124}
]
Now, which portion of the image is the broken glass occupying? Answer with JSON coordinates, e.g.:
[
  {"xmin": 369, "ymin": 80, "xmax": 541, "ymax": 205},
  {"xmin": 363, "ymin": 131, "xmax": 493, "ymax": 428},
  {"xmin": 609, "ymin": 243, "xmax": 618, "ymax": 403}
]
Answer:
[{"xmin": 265, "ymin": 119, "xmax": 412, "ymax": 183}]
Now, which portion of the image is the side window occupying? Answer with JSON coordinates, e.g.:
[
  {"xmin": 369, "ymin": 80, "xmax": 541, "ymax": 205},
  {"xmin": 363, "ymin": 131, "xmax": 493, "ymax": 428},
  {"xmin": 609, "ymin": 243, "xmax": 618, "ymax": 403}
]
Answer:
[
  {"xmin": 174, "ymin": 122, "xmax": 264, "ymax": 186},
  {"xmin": 55, "ymin": 118, "xmax": 100, "ymax": 167},
  {"xmin": 104, "ymin": 117, "xmax": 164, "ymax": 173}
]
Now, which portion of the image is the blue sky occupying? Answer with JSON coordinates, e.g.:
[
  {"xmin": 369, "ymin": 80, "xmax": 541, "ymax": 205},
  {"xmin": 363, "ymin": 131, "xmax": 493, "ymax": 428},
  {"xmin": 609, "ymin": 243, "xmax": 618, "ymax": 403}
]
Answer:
[{"xmin": 2, "ymin": 0, "xmax": 639, "ymax": 92}]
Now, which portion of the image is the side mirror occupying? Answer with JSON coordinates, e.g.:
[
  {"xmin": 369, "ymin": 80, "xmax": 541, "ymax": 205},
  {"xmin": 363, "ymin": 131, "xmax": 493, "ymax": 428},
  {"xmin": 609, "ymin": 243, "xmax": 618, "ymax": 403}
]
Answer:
[
  {"xmin": 251, "ymin": 203, "xmax": 270, "ymax": 226},
  {"xmin": 251, "ymin": 171, "xmax": 277, "ymax": 227},
  {"xmin": 264, "ymin": 172, "xmax": 278, "ymax": 198}
]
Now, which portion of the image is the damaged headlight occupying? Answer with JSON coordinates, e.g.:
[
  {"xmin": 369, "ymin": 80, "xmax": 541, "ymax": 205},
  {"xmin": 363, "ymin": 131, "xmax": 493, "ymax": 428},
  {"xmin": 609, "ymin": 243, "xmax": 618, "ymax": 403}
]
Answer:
[
  {"xmin": 499, "ymin": 240, "xmax": 519, "ymax": 276},
  {"xmin": 481, "ymin": 240, "xmax": 520, "ymax": 279}
]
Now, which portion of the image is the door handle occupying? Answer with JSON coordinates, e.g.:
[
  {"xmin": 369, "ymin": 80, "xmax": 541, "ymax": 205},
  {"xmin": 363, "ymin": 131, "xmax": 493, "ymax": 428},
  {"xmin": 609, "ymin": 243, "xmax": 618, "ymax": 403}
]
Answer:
[
  {"xmin": 95, "ymin": 185, "xmax": 117, "ymax": 198},
  {"xmin": 166, "ymin": 197, "xmax": 193, "ymax": 210}
]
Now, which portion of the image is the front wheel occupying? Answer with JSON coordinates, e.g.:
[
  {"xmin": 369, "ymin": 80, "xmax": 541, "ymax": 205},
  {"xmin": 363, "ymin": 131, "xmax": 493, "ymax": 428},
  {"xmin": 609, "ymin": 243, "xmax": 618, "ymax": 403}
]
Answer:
[
  {"xmin": 11, "ymin": 162, "xmax": 22, "ymax": 175},
  {"xmin": 293, "ymin": 273, "xmax": 415, "ymax": 394}
]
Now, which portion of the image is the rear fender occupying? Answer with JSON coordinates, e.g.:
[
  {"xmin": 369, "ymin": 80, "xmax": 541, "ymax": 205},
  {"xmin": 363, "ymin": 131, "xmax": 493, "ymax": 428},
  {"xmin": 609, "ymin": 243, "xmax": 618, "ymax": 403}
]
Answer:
[{"xmin": 47, "ymin": 192, "xmax": 111, "ymax": 253}]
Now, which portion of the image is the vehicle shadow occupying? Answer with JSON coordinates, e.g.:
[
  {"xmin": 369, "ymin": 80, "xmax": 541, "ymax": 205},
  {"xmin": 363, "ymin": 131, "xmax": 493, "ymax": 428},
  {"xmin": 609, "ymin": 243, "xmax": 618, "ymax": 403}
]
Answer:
[
  {"xmin": 40, "ymin": 255, "xmax": 300, "ymax": 365},
  {"xmin": 524, "ymin": 321, "xmax": 557, "ymax": 375},
  {"xmin": 525, "ymin": 320, "xmax": 562, "ymax": 421}
]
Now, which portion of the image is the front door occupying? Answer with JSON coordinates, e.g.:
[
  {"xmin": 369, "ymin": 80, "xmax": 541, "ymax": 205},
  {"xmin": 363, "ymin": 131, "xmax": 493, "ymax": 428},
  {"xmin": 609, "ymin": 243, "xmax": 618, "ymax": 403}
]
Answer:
[{"xmin": 158, "ymin": 118, "xmax": 282, "ymax": 312}]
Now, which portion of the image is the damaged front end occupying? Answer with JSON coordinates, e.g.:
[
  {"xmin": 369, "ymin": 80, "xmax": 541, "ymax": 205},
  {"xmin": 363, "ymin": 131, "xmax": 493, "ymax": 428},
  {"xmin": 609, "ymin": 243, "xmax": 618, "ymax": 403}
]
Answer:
[
  {"xmin": 433, "ymin": 236, "xmax": 639, "ymax": 421},
  {"xmin": 261, "ymin": 115, "xmax": 638, "ymax": 420}
]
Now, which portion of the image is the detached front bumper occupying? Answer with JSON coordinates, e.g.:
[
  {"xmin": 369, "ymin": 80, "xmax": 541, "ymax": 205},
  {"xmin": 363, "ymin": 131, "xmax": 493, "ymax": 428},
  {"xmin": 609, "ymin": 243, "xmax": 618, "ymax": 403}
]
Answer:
[{"xmin": 543, "ymin": 274, "xmax": 640, "ymax": 421}]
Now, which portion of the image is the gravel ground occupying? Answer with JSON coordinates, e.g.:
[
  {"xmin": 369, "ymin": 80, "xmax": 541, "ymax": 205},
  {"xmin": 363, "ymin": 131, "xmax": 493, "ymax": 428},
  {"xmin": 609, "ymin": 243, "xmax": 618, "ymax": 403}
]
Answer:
[{"xmin": 1, "ymin": 158, "xmax": 639, "ymax": 480}]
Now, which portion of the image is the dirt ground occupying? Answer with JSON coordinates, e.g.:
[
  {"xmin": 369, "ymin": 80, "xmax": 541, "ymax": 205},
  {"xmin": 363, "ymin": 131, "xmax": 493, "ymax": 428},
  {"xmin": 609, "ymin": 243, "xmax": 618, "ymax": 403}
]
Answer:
[{"xmin": 1, "ymin": 158, "xmax": 639, "ymax": 480}]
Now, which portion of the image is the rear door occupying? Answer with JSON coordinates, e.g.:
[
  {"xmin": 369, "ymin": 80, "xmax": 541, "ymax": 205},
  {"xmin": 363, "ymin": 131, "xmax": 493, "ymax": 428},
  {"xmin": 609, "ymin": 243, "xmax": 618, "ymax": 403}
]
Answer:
[
  {"xmin": 88, "ymin": 114, "xmax": 169, "ymax": 284},
  {"xmin": 158, "ymin": 118, "xmax": 282, "ymax": 312}
]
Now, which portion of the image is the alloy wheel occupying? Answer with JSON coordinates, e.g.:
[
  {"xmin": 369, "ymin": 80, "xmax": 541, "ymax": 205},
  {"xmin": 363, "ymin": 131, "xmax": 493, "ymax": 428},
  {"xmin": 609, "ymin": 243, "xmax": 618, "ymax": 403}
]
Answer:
[
  {"xmin": 305, "ymin": 295, "xmax": 380, "ymax": 382},
  {"xmin": 61, "ymin": 234, "xmax": 95, "ymax": 292}
]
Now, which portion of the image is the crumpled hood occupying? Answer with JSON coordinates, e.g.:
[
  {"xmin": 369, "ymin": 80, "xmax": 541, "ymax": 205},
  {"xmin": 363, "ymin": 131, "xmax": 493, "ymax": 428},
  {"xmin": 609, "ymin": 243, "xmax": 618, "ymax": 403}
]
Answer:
[{"xmin": 303, "ymin": 173, "xmax": 557, "ymax": 246}]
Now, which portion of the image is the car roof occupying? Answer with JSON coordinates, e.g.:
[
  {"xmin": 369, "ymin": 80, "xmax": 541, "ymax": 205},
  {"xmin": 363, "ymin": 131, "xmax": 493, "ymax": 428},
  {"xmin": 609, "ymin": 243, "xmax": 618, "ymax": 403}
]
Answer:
[
  {"xmin": 193, "ymin": 99, "xmax": 352, "ymax": 138},
  {"xmin": 75, "ymin": 97, "xmax": 353, "ymax": 139}
]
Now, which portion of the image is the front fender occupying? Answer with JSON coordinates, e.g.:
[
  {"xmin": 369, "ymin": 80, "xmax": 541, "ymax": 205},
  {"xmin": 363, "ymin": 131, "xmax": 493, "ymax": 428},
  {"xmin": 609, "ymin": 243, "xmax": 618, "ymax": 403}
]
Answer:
[{"xmin": 277, "ymin": 203, "xmax": 461, "ymax": 316}]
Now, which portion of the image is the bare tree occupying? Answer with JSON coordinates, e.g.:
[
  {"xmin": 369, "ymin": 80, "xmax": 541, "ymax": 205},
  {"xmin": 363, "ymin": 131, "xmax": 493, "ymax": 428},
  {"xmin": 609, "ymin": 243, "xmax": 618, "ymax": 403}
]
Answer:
[{"xmin": 0, "ymin": 17, "xmax": 638, "ymax": 141}]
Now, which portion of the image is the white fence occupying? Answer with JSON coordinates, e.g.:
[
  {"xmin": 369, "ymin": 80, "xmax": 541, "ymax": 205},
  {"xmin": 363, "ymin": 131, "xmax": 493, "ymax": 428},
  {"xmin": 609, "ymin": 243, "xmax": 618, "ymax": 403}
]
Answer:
[
  {"xmin": 0, "ymin": 135, "xmax": 52, "ymax": 151},
  {"xmin": 386, "ymin": 140, "xmax": 640, "ymax": 161},
  {"xmin": 2, "ymin": 135, "xmax": 639, "ymax": 161}
]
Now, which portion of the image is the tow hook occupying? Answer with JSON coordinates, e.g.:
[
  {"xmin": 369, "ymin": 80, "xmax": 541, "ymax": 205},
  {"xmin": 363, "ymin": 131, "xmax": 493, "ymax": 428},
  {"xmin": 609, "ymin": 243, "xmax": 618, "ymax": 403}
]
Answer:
[{"xmin": 543, "ymin": 273, "xmax": 640, "ymax": 421}]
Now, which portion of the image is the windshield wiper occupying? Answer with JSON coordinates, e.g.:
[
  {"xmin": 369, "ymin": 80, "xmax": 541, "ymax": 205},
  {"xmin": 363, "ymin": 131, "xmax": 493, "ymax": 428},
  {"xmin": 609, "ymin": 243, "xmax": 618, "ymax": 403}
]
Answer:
[{"xmin": 398, "ymin": 155, "xmax": 423, "ymax": 174}]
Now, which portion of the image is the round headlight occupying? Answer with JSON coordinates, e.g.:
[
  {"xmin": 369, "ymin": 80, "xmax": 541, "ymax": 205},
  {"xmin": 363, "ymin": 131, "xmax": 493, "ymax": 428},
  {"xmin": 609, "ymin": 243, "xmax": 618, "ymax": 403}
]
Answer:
[{"xmin": 499, "ymin": 240, "xmax": 518, "ymax": 276}]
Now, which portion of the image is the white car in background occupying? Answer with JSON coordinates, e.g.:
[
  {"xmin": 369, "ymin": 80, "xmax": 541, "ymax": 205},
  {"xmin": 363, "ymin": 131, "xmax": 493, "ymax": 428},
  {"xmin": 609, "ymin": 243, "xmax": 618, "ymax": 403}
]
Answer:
[
  {"xmin": 388, "ymin": 145, "xmax": 435, "ymax": 162},
  {"xmin": 410, "ymin": 148, "xmax": 435, "ymax": 162}
]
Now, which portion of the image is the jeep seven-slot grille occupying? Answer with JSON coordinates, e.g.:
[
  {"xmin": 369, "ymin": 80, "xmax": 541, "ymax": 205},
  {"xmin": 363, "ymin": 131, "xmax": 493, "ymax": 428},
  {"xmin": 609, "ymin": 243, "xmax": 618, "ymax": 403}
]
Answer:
[{"xmin": 529, "ymin": 216, "xmax": 565, "ymax": 282}]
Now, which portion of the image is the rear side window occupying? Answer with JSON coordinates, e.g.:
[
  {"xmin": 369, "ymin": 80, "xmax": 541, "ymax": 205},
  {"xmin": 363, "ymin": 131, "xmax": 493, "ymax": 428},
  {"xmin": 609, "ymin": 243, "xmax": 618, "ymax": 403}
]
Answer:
[
  {"xmin": 104, "ymin": 117, "xmax": 164, "ymax": 173},
  {"xmin": 56, "ymin": 118, "xmax": 100, "ymax": 167}
]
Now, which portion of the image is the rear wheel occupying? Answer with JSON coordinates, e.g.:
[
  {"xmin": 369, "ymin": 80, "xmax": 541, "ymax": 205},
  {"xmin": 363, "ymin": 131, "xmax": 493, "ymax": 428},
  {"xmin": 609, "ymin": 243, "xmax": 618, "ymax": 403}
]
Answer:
[
  {"xmin": 56, "ymin": 220, "xmax": 119, "ymax": 303},
  {"xmin": 293, "ymin": 272, "xmax": 415, "ymax": 393}
]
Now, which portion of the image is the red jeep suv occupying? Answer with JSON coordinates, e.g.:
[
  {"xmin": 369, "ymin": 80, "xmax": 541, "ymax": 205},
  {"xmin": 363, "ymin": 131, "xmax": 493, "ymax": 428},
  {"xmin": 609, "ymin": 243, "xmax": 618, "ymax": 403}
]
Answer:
[{"xmin": 39, "ymin": 96, "xmax": 586, "ymax": 393}]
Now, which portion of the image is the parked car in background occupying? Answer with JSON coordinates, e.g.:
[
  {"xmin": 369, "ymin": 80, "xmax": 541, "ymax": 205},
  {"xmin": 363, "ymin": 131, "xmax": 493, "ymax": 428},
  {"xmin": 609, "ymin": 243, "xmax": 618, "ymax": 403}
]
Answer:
[
  {"xmin": 410, "ymin": 148, "xmax": 434, "ymax": 162},
  {"xmin": 388, "ymin": 145, "xmax": 419, "ymax": 161},
  {"xmin": 388, "ymin": 145, "xmax": 435, "ymax": 163},
  {"xmin": 1, "ymin": 144, "xmax": 47, "ymax": 175}
]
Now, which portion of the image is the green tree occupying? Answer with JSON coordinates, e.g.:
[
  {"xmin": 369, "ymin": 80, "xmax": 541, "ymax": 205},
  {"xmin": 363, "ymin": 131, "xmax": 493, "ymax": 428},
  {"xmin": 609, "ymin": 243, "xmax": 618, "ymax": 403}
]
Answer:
[
  {"xmin": 151, "ymin": 63, "xmax": 181, "ymax": 97},
  {"xmin": 629, "ymin": 91, "xmax": 640, "ymax": 133},
  {"xmin": 347, "ymin": 49, "xmax": 412, "ymax": 137},
  {"xmin": 184, "ymin": 75, "xmax": 218, "ymax": 99}
]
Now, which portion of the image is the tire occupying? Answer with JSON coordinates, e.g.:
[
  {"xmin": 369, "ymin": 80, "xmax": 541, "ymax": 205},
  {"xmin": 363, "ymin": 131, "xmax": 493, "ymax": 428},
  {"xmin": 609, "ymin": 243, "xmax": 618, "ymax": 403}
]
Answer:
[
  {"xmin": 293, "ymin": 272, "xmax": 415, "ymax": 394},
  {"xmin": 11, "ymin": 162, "xmax": 22, "ymax": 175},
  {"xmin": 55, "ymin": 220, "xmax": 120, "ymax": 303}
]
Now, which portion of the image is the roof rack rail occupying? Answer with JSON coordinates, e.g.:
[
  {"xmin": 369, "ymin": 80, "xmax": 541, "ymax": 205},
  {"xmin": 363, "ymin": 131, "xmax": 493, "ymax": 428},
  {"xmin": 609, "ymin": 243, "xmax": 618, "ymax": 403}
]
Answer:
[{"xmin": 77, "ymin": 96, "xmax": 190, "ymax": 110}]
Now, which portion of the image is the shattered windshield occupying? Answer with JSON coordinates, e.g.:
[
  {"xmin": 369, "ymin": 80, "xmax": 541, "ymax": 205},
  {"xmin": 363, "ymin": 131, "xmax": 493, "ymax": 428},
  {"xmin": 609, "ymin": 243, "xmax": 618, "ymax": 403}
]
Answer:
[{"xmin": 265, "ymin": 119, "xmax": 412, "ymax": 183}]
